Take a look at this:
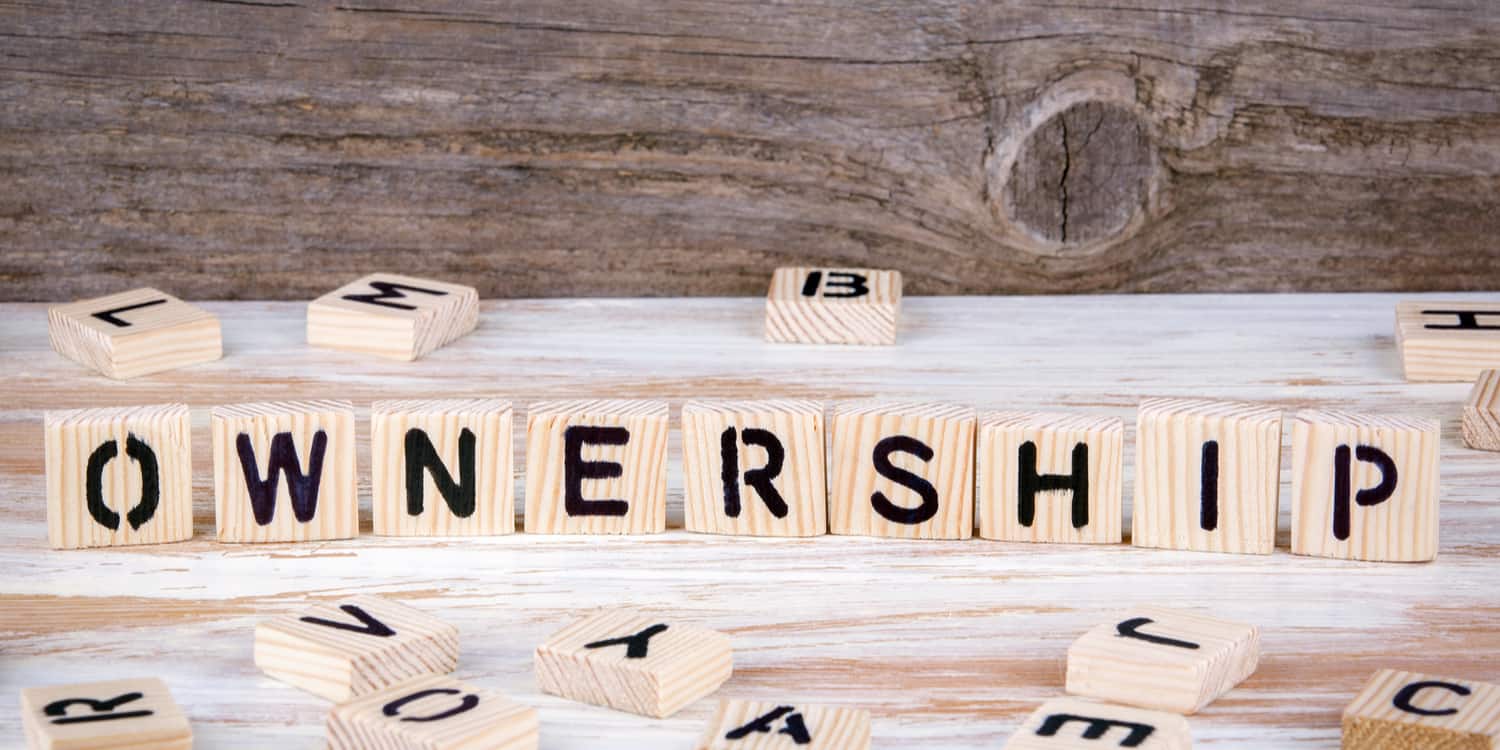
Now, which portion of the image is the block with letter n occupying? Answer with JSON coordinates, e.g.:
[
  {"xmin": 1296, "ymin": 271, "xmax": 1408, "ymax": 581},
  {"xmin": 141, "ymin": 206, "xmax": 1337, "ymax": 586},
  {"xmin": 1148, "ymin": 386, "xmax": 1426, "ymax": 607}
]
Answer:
[
  {"xmin": 20, "ymin": 677, "xmax": 192, "ymax": 750},
  {"xmin": 764, "ymin": 266, "xmax": 902, "ymax": 345},
  {"xmin": 1003, "ymin": 697, "xmax": 1190, "ymax": 749},
  {"xmin": 48, "ymin": 287, "xmax": 222, "ymax": 379},
  {"xmin": 371, "ymin": 398, "xmax": 515, "ymax": 536},
  {"xmin": 307, "ymin": 273, "xmax": 479, "ymax": 361},
  {"xmin": 524, "ymin": 400, "xmax": 668, "ymax": 534},
  {"xmin": 212, "ymin": 400, "xmax": 357, "ymax": 543},
  {"xmin": 327, "ymin": 673, "xmax": 538, "ymax": 750}
]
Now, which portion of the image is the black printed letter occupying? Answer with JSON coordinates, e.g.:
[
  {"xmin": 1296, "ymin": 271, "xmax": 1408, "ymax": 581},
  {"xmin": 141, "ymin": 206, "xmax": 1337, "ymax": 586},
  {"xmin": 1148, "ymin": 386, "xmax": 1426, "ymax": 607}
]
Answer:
[
  {"xmin": 1421, "ymin": 309, "xmax": 1500, "ymax": 331},
  {"xmin": 563, "ymin": 426, "xmax": 630, "ymax": 517},
  {"xmin": 383, "ymin": 688, "xmax": 480, "ymax": 722},
  {"xmin": 91, "ymin": 298, "xmax": 168, "ymax": 328},
  {"xmin": 725, "ymin": 705, "xmax": 812, "ymax": 744},
  {"xmin": 1018, "ymin": 441, "xmax": 1089, "ymax": 529},
  {"xmin": 584, "ymin": 623, "xmax": 668, "ymax": 659},
  {"xmin": 720, "ymin": 427, "xmax": 789, "ymax": 519},
  {"xmin": 404, "ymin": 428, "xmax": 476, "ymax": 518},
  {"xmin": 237, "ymin": 431, "xmax": 327, "ymax": 525},
  {"xmin": 870, "ymin": 435, "xmax": 939, "ymax": 525},
  {"xmin": 300, "ymin": 604, "xmax": 397, "ymax": 638},
  {"xmin": 1199, "ymin": 440, "xmax": 1219, "ymax": 532},
  {"xmin": 342, "ymin": 280, "xmax": 448, "ymax": 311},
  {"xmin": 84, "ymin": 433, "xmax": 160, "ymax": 531},
  {"xmin": 1393, "ymin": 680, "xmax": 1470, "ymax": 717},
  {"xmin": 45, "ymin": 693, "xmax": 153, "ymax": 725},
  {"xmin": 1116, "ymin": 617, "xmax": 1200, "ymax": 650},
  {"xmin": 1036, "ymin": 713, "xmax": 1155, "ymax": 747},
  {"xmin": 1332, "ymin": 444, "xmax": 1398, "ymax": 541}
]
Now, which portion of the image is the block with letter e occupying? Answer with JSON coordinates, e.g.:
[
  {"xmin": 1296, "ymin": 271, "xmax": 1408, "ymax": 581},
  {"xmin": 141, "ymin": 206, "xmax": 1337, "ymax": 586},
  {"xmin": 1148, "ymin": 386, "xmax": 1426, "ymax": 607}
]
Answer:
[
  {"xmin": 1343, "ymin": 669, "xmax": 1500, "ymax": 749},
  {"xmin": 524, "ymin": 400, "xmax": 668, "ymax": 534},
  {"xmin": 764, "ymin": 267, "xmax": 902, "ymax": 345},
  {"xmin": 978, "ymin": 411, "xmax": 1123, "ymax": 544},
  {"xmin": 1396, "ymin": 300, "xmax": 1500, "ymax": 382},
  {"xmin": 212, "ymin": 400, "xmax": 357, "ymax": 543},
  {"xmin": 327, "ymin": 673, "xmax": 538, "ymax": 750},
  {"xmin": 829, "ymin": 402, "xmax": 975, "ymax": 540},
  {"xmin": 682, "ymin": 400, "xmax": 827, "ymax": 537},
  {"xmin": 1003, "ymin": 697, "xmax": 1190, "ymax": 749},
  {"xmin": 21, "ymin": 677, "xmax": 191, "ymax": 750},
  {"xmin": 48, "ymin": 287, "xmax": 221, "ymax": 379},
  {"xmin": 307, "ymin": 273, "xmax": 479, "ymax": 361},
  {"xmin": 371, "ymin": 398, "xmax": 515, "ymax": 536}
]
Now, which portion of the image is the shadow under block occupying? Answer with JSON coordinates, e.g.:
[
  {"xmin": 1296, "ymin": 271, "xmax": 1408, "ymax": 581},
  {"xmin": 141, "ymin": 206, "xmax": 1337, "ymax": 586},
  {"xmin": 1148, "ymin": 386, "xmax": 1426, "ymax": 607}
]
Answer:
[
  {"xmin": 1004, "ymin": 697, "xmax": 1191, "ymax": 750},
  {"xmin": 978, "ymin": 411, "xmax": 1124, "ymax": 544},
  {"xmin": 47, "ymin": 287, "xmax": 222, "ymax": 379},
  {"xmin": 43, "ymin": 404, "xmax": 193, "ymax": 550},
  {"xmin": 21, "ymin": 677, "xmax": 192, "ymax": 750},
  {"xmin": 1396, "ymin": 301, "xmax": 1500, "ymax": 382},
  {"xmin": 1342, "ymin": 669, "xmax": 1500, "ymax": 750},
  {"xmin": 371, "ymin": 399, "xmax": 515, "ymax": 536},
  {"xmin": 524, "ymin": 400, "xmax": 668, "ymax": 534},
  {"xmin": 534, "ymin": 609, "xmax": 733, "ymax": 718},
  {"xmin": 1291, "ymin": 410, "xmax": 1441, "ymax": 562},
  {"xmin": 764, "ymin": 267, "xmax": 902, "ymax": 345},
  {"xmin": 306, "ymin": 273, "xmax": 480, "ymax": 361},
  {"xmin": 212, "ymin": 400, "xmax": 357, "ymax": 543},
  {"xmin": 1132, "ymin": 398, "xmax": 1283, "ymax": 555},
  {"xmin": 829, "ymin": 402, "xmax": 976, "ymax": 540},
  {"xmin": 1065, "ymin": 605, "xmax": 1260, "ymax": 715},
  {"xmin": 327, "ymin": 673, "xmax": 539, "ymax": 750},
  {"xmin": 681, "ymin": 400, "xmax": 828, "ymax": 537},
  {"xmin": 1463, "ymin": 370, "xmax": 1500, "ymax": 452},
  {"xmin": 696, "ymin": 699, "xmax": 871, "ymax": 750},
  {"xmin": 255, "ymin": 595, "xmax": 460, "ymax": 702}
]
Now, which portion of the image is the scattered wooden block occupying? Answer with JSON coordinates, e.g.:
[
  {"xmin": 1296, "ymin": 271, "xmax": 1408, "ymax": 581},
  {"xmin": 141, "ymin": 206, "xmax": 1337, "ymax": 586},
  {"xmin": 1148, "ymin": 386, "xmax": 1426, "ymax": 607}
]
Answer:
[
  {"xmin": 1290, "ymin": 410, "xmax": 1441, "ymax": 562},
  {"xmin": 523, "ymin": 400, "xmax": 668, "ymax": 534},
  {"xmin": 1004, "ymin": 697, "xmax": 1190, "ymax": 750},
  {"xmin": 1463, "ymin": 369, "xmax": 1500, "ymax": 452},
  {"xmin": 48, "ymin": 287, "xmax": 222, "ymax": 379},
  {"xmin": 43, "ymin": 404, "xmax": 193, "ymax": 550},
  {"xmin": 1065, "ymin": 605, "xmax": 1260, "ymax": 715},
  {"xmin": 1132, "ymin": 397, "xmax": 1283, "ymax": 555},
  {"xmin": 534, "ymin": 609, "xmax": 733, "ymax": 718},
  {"xmin": 696, "ymin": 698, "xmax": 871, "ymax": 749},
  {"xmin": 681, "ymin": 400, "xmax": 828, "ymax": 537},
  {"xmin": 977, "ymin": 411, "xmax": 1124, "ymax": 544},
  {"xmin": 371, "ymin": 398, "xmax": 515, "ymax": 536},
  {"xmin": 1396, "ymin": 300, "xmax": 1500, "ymax": 382},
  {"xmin": 20, "ymin": 677, "xmax": 192, "ymax": 750},
  {"xmin": 828, "ymin": 402, "xmax": 976, "ymax": 539},
  {"xmin": 1343, "ymin": 669, "xmax": 1500, "ymax": 749},
  {"xmin": 212, "ymin": 400, "xmax": 357, "ymax": 543},
  {"xmin": 307, "ymin": 273, "xmax": 479, "ymax": 361},
  {"xmin": 327, "ymin": 673, "xmax": 539, "ymax": 750},
  {"xmin": 764, "ymin": 267, "xmax": 902, "ymax": 345},
  {"xmin": 255, "ymin": 594, "xmax": 460, "ymax": 702}
]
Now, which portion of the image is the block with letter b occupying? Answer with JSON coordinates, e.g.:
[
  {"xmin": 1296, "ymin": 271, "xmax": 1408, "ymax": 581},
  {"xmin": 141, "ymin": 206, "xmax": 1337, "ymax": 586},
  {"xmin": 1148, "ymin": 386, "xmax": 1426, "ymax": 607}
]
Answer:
[
  {"xmin": 765, "ymin": 267, "xmax": 902, "ymax": 345},
  {"xmin": 978, "ymin": 411, "xmax": 1123, "ymax": 544},
  {"xmin": 697, "ymin": 699, "xmax": 871, "ymax": 750},
  {"xmin": 1003, "ymin": 697, "xmax": 1190, "ymax": 750},
  {"xmin": 1343, "ymin": 669, "xmax": 1500, "ymax": 749},
  {"xmin": 682, "ymin": 400, "xmax": 827, "ymax": 537},
  {"xmin": 212, "ymin": 400, "xmax": 357, "ymax": 543},
  {"xmin": 829, "ymin": 402, "xmax": 976, "ymax": 540},
  {"xmin": 48, "ymin": 287, "xmax": 222, "ymax": 379},
  {"xmin": 1396, "ymin": 300, "xmax": 1500, "ymax": 382},
  {"xmin": 371, "ymin": 398, "xmax": 515, "ymax": 536},
  {"xmin": 307, "ymin": 273, "xmax": 479, "ymax": 361},
  {"xmin": 21, "ymin": 677, "xmax": 192, "ymax": 750},
  {"xmin": 524, "ymin": 400, "xmax": 668, "ymax": 534},
  {"xmin": 327, "ymin": 673, "xmax": 539, "ymax": 750}
]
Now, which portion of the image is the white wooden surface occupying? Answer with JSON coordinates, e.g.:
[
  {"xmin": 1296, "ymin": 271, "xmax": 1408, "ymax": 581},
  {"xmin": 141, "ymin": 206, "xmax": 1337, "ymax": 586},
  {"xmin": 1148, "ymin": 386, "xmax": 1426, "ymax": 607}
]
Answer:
[{"xmin": 2, "ymin": 293, "xmax": 1498, "ymax": 749}]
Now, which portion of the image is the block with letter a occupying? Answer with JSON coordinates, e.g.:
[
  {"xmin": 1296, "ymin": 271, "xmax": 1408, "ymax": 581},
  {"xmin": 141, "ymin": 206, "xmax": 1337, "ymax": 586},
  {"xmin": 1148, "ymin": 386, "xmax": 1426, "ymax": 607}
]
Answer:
[
  {"xmin": 307, "ymin": 273, "xmax": 479, "ymax": 361},
  {"xmin": 371, "ymin": 398, "xmax": 515, "ymax": 536},
  {"xmin": 524, "ymin": 400, "xmax": 668, "ymax": 534},
  {"xmin": 681, "ymin": 400, "xmax": 828, "ymax": 537},
  {"xmin": 327, "ymin": 673, "xmax": 538, "ymax": 750},
  {"xmin": 1003, "ymin": 697, "xmax": 1190, "ymax": 749},
  {"xmin": 48, "ymin": 287, "xmax": 221, "ymax": 379},
  {"xmin": 20, "ymin": 677, "xmax": 192, "ymax": 750},
  {"xmin": 764, "ymin": 266, "xmax": 902, "ymax": 345},
  {"xmin": 1342, "ymin": 669, "xmax": 1500, "ymax": 749},
  {"xmin": 212, "ymin": 400, "xmax": 357, "ymax": 543},
  {"xmin": 1396, "ymin": 300, "xmax": 1500, "ymax": 382},
  {"xmin": 696, "ymin": 699, "xmax": 870, "ymax": 749}
]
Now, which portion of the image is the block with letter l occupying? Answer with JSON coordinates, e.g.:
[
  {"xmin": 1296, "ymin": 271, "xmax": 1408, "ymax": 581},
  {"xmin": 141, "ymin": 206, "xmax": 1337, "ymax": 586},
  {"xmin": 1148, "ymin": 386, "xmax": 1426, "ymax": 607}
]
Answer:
[
  {"xmin": 48, "ymin": 287, "xmax": 221, "ymax": 379},
  {"xmin": 307, "ymin": 273, "xmax": 479, "ymax": 361},
  {"xmin": 212, "ymin": 400, "xmax": 357, "ymax": 543}
]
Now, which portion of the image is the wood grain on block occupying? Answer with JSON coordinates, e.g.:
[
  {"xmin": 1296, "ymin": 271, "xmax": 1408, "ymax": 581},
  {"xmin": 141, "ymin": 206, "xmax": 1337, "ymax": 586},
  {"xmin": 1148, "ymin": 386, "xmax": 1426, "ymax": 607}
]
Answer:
[
  {"xmin": 829, "ymin": 402, "xmax": 975, "ymax": 540},
  {"xmin": 764, "ymin": 267, "xmax": 902, "ymax": 346},
  {"xmin": 1290, "ymin": 410, "xmax": 1441, "ymax": 563},
  {"xmin": 20, "ymin": 677, "xmax": 191, "ymax": 750},
  {"xmin": 212, "ymin": 400, "xmax": 357, "ymax": 543},
  {"xmin": 534, "ymin": 609, "xmax": 733, "ymax": 718},
  {"xmin": 1463, "ymin": 370, "xmax": 1500, "ymax": 452},
  {"xmin": 371, "ymin": 399, "xmax": 514, "ymax": 536},
  {"xmin": 43, "ymin": 404, "xmax": 192, "ymax": 550},
  {"xmin": 1065, "ymin": 605, "xmax": 1260, "ymax": 715},
  {"xmin": 306, "ymin": 273, "xmax": 479, "ymax": 361},
  {"xmin": 978, "ymin": 411, "xmax": 1123, "ymax": 545},
  {"xmin": 1003, "ymin": 697, "xmax": 1191, "ymax": 750},
  {"xmin": 1132, "ymin": 398, "xmax": 1283, "ymax": 555},
  {"xmin": 47, "ymin": 287, "xmax": 221, "ymax": 379},
  {"xmin": 524, "ymin": 400, "xmax": 668, "ymax": 534},
  {"xmin": 255, "ymin": 595, "xmax": 460, "ymax": 703},
  {"xmin": 696, "ymin": 699, "xmax": 870, "ymax": 750},
  {"xmin": 681, "ymin": 400, "xmax": 827, "ymax": 537},
  {"xmin": 327, "ymin": 673, "xmax": 539, "ymax": 750},
  {"xmin": 1396, "ymin": 301, "xmax": 1500, "ymax": 382},
  {"xmin": 1342, "ymin": 669, "xmax": 1500, "ymax": 750}
]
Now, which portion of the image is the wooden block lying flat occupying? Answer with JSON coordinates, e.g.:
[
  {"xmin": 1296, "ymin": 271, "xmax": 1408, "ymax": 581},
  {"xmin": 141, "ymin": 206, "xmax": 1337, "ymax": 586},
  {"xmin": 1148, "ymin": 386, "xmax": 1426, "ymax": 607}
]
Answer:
[
  {"xmin": 1132, "ymin": 398, "xmax": 1282, "ymax": 555},
  {"xmin": 213, "ymin": 400, "xmax": 358, "ymax": 543},
  {"xmin": 1463, "ymin": 370, "xmax": 1500, "ymax": 452},
  {"xmin": 1343, "ymin": 669, "xmax": 1500, "ymax": 750},
  {"xmin": 1004, "ymin": 697, "xmax": 1191, "ymax": 749},
  {"xmin": 1290, "ymin": 410, "xmax": 1441, "ymax": 562},
  {"xmin": 43, "ymin": 404, "xmax": 193, "ymax": 550},
  {"xmin": 524, "ymin": 400, "xmax": 668, "ymax": 534},
  {"xmin": 696, "ymin": 699, "xmax": 870, "ymax": 749},
  {"xmin": 255, "ymin": 594, "xmax": 460, "ymax": 702},
  {"xmin": 327, "ymin": 673, "xmax": 539, "ymax": 750},
  {"xmin": 371, "ymin": 398, "xmax": 515, "ymax": 536},
  {"xmin": 21, "ymin": 677, "xmax": 191, "ymax": 750},
  {"xmin": 978, "ymin": 411, "xmax": 1124, "ymax": 544},
  {"xmin": 764, "ymin": 267, "xmax": 902, "ymax": 345},
  {"xmin": 1396, "ymin": 300, "xmax": 1500, "ymax": 382},
  {"xmin": 682, "ymin": 400, "xmax": 828, "ymax": 537},
  {"xmin": 48, "ymin": 287, "xmax": 221, "ymax": 379},
  {"xmin": 829, "ymin": 402, "xmax": 976, "ymax": 540},
  {"xmin": 1065, "ymin": 605, "xmax": 1260, "ymax": 715},
  {"xmin": 307, "ymin": 273, "xmax": 480, "ymax": 361},
  {"xmin": 534, "ymin": 609, "xmax": 733, "ymax": 718}
]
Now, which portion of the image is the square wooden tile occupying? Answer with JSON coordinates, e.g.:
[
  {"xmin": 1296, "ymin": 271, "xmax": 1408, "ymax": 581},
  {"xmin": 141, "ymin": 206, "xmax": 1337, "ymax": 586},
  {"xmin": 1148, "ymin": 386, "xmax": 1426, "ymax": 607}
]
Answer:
[
  {"xmin": 327, "ymin": 673, "xmax": 538, "ymax": 750},
  {"xmin": 371, "ymin": 398, "xmax": 515, "ymax": 536},
  {"xmin": 307, "ymin": 273, "xmax": 479, "ymax": 361},
  {"xmin": 681, "ymin": 400, "xmax": 827, "ymax": 536},
  {"xmin": 1343, "ymin": 669, "xmax": 1500, "ymax": 749},
  {"xmin": 696, "ymin": 698, "xmax": 870, "ymax": 749},
  {"xmin": 1463, "ymin": 369, "xmax": 1500, "ymax": 452},
  {"xmin": 1003, "ymin": 697, "xmax": 1190, "ymax": 749},
  {"xmin": 48, "ymin": 287, "xmax": 221, "ymax": 379},
  {"xmin": 764, "ymin": 267, "xmax": 902, "ymax": 345},
  {"xmin": 1396, "ymin": 300, "xmax": 1500, "ymax": 382},
  {"xmin": 21, "ymin": 677, "xmax": 191, "ymax": 750},
  {"xmin": 212, "ymin": 400, "xmax": 357, "ymax": 543},
  {"xmin": 523, "ymin": 400, "xmax": 668, "ymax": 534},
  {"xmin": 829, "ymin": 402, "xmax": 976, "ymax": 540},
  {"xmin": 977, "ymin": 411, "xmax": 1124, "ymax": 544}
]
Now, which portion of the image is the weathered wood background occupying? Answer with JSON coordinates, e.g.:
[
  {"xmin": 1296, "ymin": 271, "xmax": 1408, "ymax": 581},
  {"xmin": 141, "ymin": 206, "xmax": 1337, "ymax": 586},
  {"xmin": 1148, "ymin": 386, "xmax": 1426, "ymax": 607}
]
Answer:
[{"xmin": 3, "ymin": 2, "xmax": 1499, "ymax": 301}]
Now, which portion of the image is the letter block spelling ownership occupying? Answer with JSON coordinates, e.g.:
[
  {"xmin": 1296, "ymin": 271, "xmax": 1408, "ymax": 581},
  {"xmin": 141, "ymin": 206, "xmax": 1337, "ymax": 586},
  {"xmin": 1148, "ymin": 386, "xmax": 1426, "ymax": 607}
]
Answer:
[
  {"xmin": 307, "ymin": 273, "xmax": 480, "ymax": 361},
  {"xmin": 371, "ymin": 399, "xmax": 515, "ymax": 536},
  {"xmin": 48, "ymin": 287, "xmax": 222, "ymax": 379},
  {"xmin": 1343, "ymin": 670, "xmax": 1500, "ymax": 750},
  {"xmin": 765, "ymin": 267, "xmax": 902, "ymax": 345},
  {"xmin": 1004, "ymin": 698, "xmax": 1190, "ymax": 750},
  {"xmin": 327, "ymin": 674, "xmax": 539, "ymax": 750},
  {"xmin": 1463, "ymin": 370, "xmax": 1500, "ymax": 452},
  {"xmin": 682, "ymin": 400, "xmax": 828, "ymax": 536},
  {"xmin": 21, "ymin": 677, "xmax": 192, "ymax": 750},
  {"xmin": 829, "ymin": 402, "xmax": 976, "ymax": 540},
  {"xmin": 212, "ymin": 400, "xmax": 357, "ymax": 543},
  {"xmin": 1396, "ymin": 301, "xmax": 1500, "ymax": 382},
  {"xmin": 978, "ymin": 412, "xmax": 1124, "ymax": 544},
  {"xmin": 697, "ymin": 699, "xmax": 871, "ymax": 750},
  {"xmin": 524, "ymin": 400, "xmax": 668, "ymax": 534}
]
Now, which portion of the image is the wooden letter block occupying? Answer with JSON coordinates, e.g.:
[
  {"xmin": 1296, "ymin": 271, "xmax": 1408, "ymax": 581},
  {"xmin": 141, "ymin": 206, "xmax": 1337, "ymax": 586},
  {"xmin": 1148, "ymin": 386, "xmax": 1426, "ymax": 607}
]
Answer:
[
  {"xmin": 1290, "ymin": 410, "xmax": 1441, "ymax": 562},
  {"xmin": 1132, "ymin": 398, "xmax": 1282, "ymax": 555},
  {"xmin": 1463, "ymin": 369, "xmax": 1500, "ymax": 452},
  {"xmin": 1065, "ymin": 605, "xmax": 1260, "ymax": 715},
  {"xmin": 534, "ymin": 609, "xmax": 733, "ymax": 718},
  {"xmin": 212, "ymin": 400, "xmax": 357, "ymax": 543},
  {"xmin": 1396, "ymin": 301, "xmax": 1500, "ymax": 382},
  {"xmin": 524, "ymin": 400, "xmax": 668, "ymax": 534},
  {"xmin": 43, "ymin": 404, "xmax": 193, "ymax": 550},
  {"xmin": 1343, "ymin": 669, "xmax": 1500, "ymax": 749},
  {"xmin": 307, "ymin": 273, "xmax": 479, "ymax": 361},
  {"xmin": 977, "ymin": 411, "xmax": 1124, "ymax": 544},
  {"xmin": 1004, "ymin": 697, "xmax": 1190, "ymax": 750},
  {"xmin": 682, "ymin": 400, "xmax": 828, "ymax": 536},
  {"xmin": 696, "ymin": 699, "xmax": 871, "ymax": 750},
  {"xmin": 764, "ymin": 267, "xmax": 902, "ymax": 345},
  {"xmin": 371, "ymin": 399, "xmax": 515, "ymax": 536},
  {"xmin": 48, "ymin": 287, "xmax": 222, "ymax": 379},
  {"xmin": 327, "ymin": 674, "xmax": 539, "ymax": 750},
  {"xmin": 255, "ymin": 595, "xmax": 460, "ymax": 702},
  {"xmin": 829, "ymin": 402, "xmax": 975, "ymax": 539},
  {"xmin": 21, "ymin": 677, "xmax": 191, "ymax": 750}
]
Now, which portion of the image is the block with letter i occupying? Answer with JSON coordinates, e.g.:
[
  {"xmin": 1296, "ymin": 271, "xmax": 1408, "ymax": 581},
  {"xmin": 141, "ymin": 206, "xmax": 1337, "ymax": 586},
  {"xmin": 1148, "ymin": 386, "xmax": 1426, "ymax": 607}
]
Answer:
[
  {"xmin": 307, "ymin": 273, "xmax": 479, "ymax": 361},
  {"xmin": 1463, "ymin": 369, "xmax": 1500, "ymax": 452},
  {"xmin": 524, "ymin": 400, "xmax": 668, "ymax": 534},
  {"xmin": 682, "ymin": 400, "xmax": 827, "ymax": 536},
  {"xmin": 1396, "ymin": 300, "xmax": 1500, "ymax": 382},
  {"xmin": 697, "ymin": 699, "xmax": 871, "ymax": 750},
  {"xmin": 327, "ymin": 673, "xmax": 539, "ymax": 750},
  {"xmin": 1003, "ymin": 697, "xmax": 1190, "ymax": 750},
  {"xmin": 829, "ymin": 402, "xmax": 975, "ymax": 540},
  {"xmin": 1291, "ymin": 410, "xmax": 1440, "ymax": 562},
  {"xmin": 372, "ymin": 399, "xmax": 514, "ymax": 536},
  {"xmin": 48, "ymin": 287, "xmax": 222, "ymax": 379},
  {"xmin": 1343, "ymin": 669, "xmax": 1500, "ymax": 749},
  {"xmin": 765, "ymin": 267, "xmax": 902, "ymax": 345},
  {"xmin": 212, "ymin": 400, "xmax": 357, "ymax": 543},
  {"xmin": 21, "ymin": 677, "xmax": 192, "ymax": 750},
  {"xmin": 978, "ymin": 411, "xmax": 1123, "ymax": 544}
]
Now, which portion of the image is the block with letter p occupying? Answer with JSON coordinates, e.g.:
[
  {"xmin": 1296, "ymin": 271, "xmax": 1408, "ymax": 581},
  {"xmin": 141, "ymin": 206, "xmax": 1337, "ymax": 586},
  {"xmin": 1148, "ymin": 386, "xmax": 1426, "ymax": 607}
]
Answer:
[
  {"xmin": 524, "ymin": 400, "xmax": 668, "ymax": 534},
  {"xmin": 1343, "ymin": 669, "xmax": 1500, "ymax": 749},
  {"xmin": 829, "ymin": 402, "xmax": 975, "ymax": 539},
  {"xmin": 1003, "ymin": 697, "xmax": 1190, "ymax": 750},
  {"xmin": 765, "ymin": 267, "xmax": 902, "ymax": 345},
  {"xmin": 371, "ymin": 398, "xmax": 515, "ymax": 536},
  {"xmin": 307, "ymin": 273, "xmax": 479, "ymax": 361},
  {"xmin": 682, "ymin": 400, "xmax": 827, "ymax": 536},
  {"xmin": 212, "ymin": 400, "xmax": 357, "ymax": 543},
  {"xmin": 327, "ymin": 674, "xmax": 539, "ymax": 750},
  {"xmin": 48, "ymin": 287, "xmax": 221, "ymax": 379},
  {"xmin": 978, "ymin": 411, "xmax": 1123, "ymax": 544},
  {"xmin": 21, "ymin": 677, "xmax": 192, "ymax": 750}
]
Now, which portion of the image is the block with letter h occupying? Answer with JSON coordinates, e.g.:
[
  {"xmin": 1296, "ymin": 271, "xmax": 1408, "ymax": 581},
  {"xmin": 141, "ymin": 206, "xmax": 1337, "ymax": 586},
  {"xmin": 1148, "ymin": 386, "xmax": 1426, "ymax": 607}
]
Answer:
[
  {"xmin": 21, "ymin": 677, "xmax": 192, "ymax": 750},
  {"xmin": 524, "ymin": 400, "xmax": 668, "ymax": 534},
  {"xmin": 978, "ymin": 411, "xmax": 1124, "ymax": 544},
  {"xmin": 327, "ymin": 674, "xmax": 539, "ymax": 750},
  {"xmin": 765, "ymin": 267, "xmax": 902, "ymax": 345},
  {"xmin": 308, "ymin": 273, "xmax": 479, "ymax": 361},
  {"xmin": 1343, "ymin": 669, "xmax": 1500, "ymax": 749},
  {"xmin": 829, "ymin": 402, "xmax": 976, "ymax": 539},
  {"xmin": 682, "ymin": 400, "xmax": 828, "ymax": 536},
  {"xmin": 371, "ymin": 398, "xmax": 515, "ymax": 536},
  {"xmin": 697, "ymin": 699, "xmax": 871, "ymax": 749},
  {"xmin": 212, "ymin": 400, "xmax": 357, "ymax": 543},
  {"xmin": 1004, "ymin": 697, "xmax": 1190, "ymax": 749},
  {"xmin": 1396, "ymin": 300, "xmax": 1500, "ymax": 382},
  {"xmin": 48, "ymin": 287, "xmax": 222, "ymax": 379}
]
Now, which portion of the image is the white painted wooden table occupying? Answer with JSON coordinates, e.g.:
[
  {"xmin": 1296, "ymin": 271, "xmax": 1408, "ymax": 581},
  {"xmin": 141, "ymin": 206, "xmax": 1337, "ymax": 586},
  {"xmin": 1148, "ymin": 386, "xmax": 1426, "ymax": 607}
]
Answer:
[{"xmin": 2, "ymin": 294, "xmax": 1498, "ymax": 749}]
